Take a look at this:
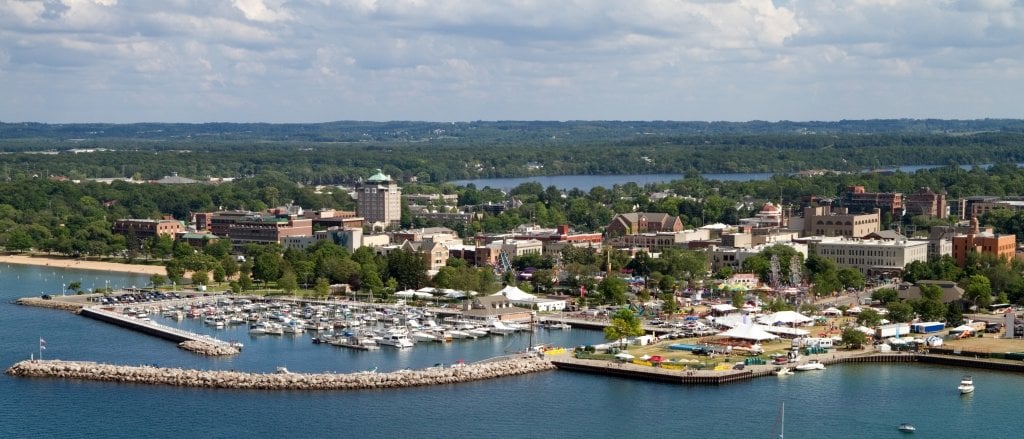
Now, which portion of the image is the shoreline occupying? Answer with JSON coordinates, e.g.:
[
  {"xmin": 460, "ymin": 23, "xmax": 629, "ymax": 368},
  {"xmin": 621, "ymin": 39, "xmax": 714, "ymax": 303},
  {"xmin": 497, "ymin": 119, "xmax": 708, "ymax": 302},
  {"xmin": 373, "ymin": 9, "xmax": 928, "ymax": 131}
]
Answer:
[{"xmin": 0, "ymin": 254, "xmax": 167, "ymax": 276}]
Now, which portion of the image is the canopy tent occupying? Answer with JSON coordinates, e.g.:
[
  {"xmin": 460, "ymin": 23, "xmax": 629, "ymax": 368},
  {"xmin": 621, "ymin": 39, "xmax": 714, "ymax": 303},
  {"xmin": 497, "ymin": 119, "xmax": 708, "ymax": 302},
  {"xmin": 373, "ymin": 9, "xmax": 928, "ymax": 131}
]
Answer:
[
  {"xmin": 855, "ymin": 325, "xmax": 874, "ymax": 335},
  {"xmin": 845, "ymin": 306, "xmax": 863, "ymax": 315},
  {"xmin": 614, "ymin": 352, "xmax": 635, "ymax": 360},
  {"xmin": 822, "ymin": 307, "xmax": 843, "ymax": 316},
  {"xmin": 757, "ymin": 311, "xmax": 813, "ymax": 326},
  {"xmin": 949, "ymin": 324, "xmax": 975, "ymax": 333},
  {"xmin": 394, "ymin": 290, "xmax": 417, "ymax": 298},
  {"xmin": 413, "ymin": 292, "xmax": 435, "ymax": 299},
  {"xmin": 492, "ymin": 285, "xmax": 536, "ymax": 301},
  {"xmin": 762, "ymin": 326, "xmax": 809, "ymax": 337},
  {"xmin": 719, "ymin": 324, "xmax": 780, "ymax": 342}
]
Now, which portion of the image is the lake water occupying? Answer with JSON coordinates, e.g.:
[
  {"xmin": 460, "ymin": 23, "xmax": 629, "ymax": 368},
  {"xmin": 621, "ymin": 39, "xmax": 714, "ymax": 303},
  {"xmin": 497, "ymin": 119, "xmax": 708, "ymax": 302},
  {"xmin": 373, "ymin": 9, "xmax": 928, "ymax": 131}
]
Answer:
[
  {"xmin": 449, "ymin": 164, "xmax": 1006, "ymax": 191},
  {"xmin": 3, "ymin": 263, "xmax": 1023, "ymax": 438}
]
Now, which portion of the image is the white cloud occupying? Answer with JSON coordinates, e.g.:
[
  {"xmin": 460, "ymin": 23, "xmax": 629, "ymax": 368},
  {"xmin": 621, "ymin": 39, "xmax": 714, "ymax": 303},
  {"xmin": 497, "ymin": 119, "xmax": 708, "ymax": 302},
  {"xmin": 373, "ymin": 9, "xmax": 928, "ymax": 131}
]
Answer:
[{"xmin": 0, "ymin": 0, "xmax": 1021, "ymax": 122}]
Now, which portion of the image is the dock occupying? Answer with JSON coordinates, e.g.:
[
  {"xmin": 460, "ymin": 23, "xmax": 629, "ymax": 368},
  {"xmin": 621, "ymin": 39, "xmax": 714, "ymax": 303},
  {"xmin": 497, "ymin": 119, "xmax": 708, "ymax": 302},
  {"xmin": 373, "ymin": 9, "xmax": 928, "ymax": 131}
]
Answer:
[{"xmin": 80, "ymin": 307, "xmax": 233, "ymax": 349}]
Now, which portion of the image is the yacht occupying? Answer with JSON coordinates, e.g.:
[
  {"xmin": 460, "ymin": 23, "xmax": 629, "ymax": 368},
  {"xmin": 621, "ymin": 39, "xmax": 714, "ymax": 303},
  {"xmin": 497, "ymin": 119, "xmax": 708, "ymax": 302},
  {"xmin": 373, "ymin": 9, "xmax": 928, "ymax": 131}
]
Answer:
[
  {"xmin": 467, "ymin": 328, "xmax": 490, "ymax": 338},
  {"xmin": 488, "ymin": 320, "xmax": 518, "ymax": 335},
  {"xmin": 448, "ymin": 329, "xmax": 472, "ymax": 339},
  {"xmin": 378, "ymin": 334, "xmax": 415, "ymax": 348},
  {"xmin": 897, "ymin": 423, "xmax": 916, "ymax": 433},
  {"xmin": 774, "ymin": 366, "xmax": 794, "ymax": 376},
  {"xmin": 958, "ymin": 376, "xmax": 974, "ymax": 394}
]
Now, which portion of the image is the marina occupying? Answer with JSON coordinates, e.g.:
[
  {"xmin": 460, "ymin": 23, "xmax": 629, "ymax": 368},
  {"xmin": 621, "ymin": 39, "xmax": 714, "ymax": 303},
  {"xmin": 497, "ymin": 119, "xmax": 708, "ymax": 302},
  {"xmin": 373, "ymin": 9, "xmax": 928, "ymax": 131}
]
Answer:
[{"xmin": 5, "ymin": 264, "xmax": 1024, "ymax": 438}]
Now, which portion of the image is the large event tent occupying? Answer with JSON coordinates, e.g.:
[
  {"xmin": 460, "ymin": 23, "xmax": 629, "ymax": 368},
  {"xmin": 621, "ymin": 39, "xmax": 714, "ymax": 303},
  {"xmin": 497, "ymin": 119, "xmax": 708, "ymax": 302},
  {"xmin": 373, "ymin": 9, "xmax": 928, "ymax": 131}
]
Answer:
[
  {"xmin": 719, "ymin": 324, "xmax": 780, "ymax": 342},
  {"xmin": 757, "ymin": 311, "xmax": 813, "ymax": 326}
]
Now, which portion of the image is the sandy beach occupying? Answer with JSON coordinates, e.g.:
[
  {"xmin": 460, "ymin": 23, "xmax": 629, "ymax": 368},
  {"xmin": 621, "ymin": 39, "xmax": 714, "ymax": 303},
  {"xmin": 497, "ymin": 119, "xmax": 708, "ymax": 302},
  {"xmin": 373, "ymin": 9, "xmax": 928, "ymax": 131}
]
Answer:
[{"xmin": 0, "ymin": 254, "xmax": 168, "ymax": 276}]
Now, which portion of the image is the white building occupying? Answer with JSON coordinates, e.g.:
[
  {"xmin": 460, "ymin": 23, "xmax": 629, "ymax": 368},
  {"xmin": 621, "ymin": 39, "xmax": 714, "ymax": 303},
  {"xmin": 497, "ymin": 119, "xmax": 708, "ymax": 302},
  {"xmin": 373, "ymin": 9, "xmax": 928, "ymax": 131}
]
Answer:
[{"xmin": 809, "ymin": 237, "xmax": 928, "ymax": 277}]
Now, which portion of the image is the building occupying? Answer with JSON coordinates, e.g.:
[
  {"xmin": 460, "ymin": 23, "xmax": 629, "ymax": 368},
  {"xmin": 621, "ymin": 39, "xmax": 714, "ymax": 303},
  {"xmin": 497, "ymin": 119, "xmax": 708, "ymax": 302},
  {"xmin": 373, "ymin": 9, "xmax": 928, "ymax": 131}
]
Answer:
[
  {"xmin": 305, "ymin": 209, "xmax": 364, "ymax": 230},
  {"xmin": 462, "ymin": 295, "xmax": 534, "ymax": 323},
  {"xmin": 609, "ymin": 228, "xmax": 712, "ymax": 252},
  {"xmin": 904, "ymin": 187, "xmax": 947, "ymax": 219},
  {"xmin": 605, "ymin": 212, "xmax": 684, "ymax": 237},
  {"xmin": 896, "ymin": 280, "xmax": 964, "ymax": 303},
  {"xmin": 801, "ymin": 206, "xmax": 880, "ymax": 238},
  {"xmin": 966, "ymin": 198, "xmax": 1024, "ymax": 222},
  {"xmin": 952, "ymin": 196, "xmax": 1000, "ymax": 220},
  {"xmin": 709, "ymin": 242, "xmax": 808, "ymax": 274},
  {"xmin": 808, "ymin": 237, "xmax": 928, "ymax": 278},
  {"xmin": 356, "ymin": 169, "xmax": 402, "ymax": 228},
  {"xmin": 951, "ymin": 217, "xmax": 1016, "ymax": 267},
  {"xmin": 112, "ymin": 219, "xmax": 183, "ymax": 242},
  {"xmin": 739, "ymin": 202, "xmax": 786, "ymax": 228},
  {"xmin": 839, "ymin": 186, "xmax": 902, "ymax": 217},
  {"xmin": 208, "ymin": 210, "xmax": 313, "ymax": 251},
  {"xmin": 282, "ymin": 227, "xmax": 363, "ymax": 253}
]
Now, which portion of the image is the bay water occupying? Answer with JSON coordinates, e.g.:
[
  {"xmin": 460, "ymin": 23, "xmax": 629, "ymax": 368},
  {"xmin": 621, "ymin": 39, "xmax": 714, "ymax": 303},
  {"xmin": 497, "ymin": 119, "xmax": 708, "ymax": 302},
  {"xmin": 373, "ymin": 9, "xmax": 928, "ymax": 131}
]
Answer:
[{"xmin": 2, "ymin": 263, "xmax": 1023, "ymax": 438}]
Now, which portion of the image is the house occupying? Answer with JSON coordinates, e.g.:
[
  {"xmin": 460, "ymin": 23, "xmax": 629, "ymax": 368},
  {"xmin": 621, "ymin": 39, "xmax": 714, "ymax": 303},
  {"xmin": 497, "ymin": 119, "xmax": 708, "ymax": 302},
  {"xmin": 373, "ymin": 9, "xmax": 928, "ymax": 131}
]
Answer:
[{"xmin": 896, "ymin": 280, "xmax": 964, "ymax": 304}]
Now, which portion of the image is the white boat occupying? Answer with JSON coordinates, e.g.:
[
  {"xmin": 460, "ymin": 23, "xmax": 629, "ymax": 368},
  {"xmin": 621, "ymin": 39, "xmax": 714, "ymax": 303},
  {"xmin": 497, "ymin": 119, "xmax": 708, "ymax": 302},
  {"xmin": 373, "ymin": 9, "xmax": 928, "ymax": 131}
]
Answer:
[
  {"xmin": 897, "ymin": 423, "xmax": 916, "ymax": 433},
  {"xmin": 958, "ymin": 375, "xmax": 974, "ymax": 394},
  {"xmin": 774, "ymin": 367, "xmax": 794, "ymax": 376},
  {"xmin": 467, "ymin": 328, "xmax": 489, "ymax": 337},
  {"xmin": 410, "ymin": 331, "xmax": 437, "ymax": 343},
  {"xmin": 378, "ymin": 334, "xmax": 414, "ymax": 348},
  {"xmin": 489, "ymin": 320, "xmax": 518, "ymax": 335},
  {"xmin": 547, "ymin": 322, "xmax": 572, "ymax": 330},
  {"xmin": 794, "ymin": 360, "xmax": 826, "ymax": 371},
  {"xmin": 448, "ymin": 330, "xmax": 472, "ymax": 339}
]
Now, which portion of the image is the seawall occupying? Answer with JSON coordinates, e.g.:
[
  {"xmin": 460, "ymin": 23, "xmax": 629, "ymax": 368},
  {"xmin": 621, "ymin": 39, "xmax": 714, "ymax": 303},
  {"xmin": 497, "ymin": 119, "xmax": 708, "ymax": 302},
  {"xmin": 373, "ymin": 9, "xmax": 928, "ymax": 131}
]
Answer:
[
  {"xmin": 14, "ymin": 297, "xmax": 85, "ymax": 312},
  {"xmin": 5, "ymin": 357, "xmax": 556, "ymax": 390}
]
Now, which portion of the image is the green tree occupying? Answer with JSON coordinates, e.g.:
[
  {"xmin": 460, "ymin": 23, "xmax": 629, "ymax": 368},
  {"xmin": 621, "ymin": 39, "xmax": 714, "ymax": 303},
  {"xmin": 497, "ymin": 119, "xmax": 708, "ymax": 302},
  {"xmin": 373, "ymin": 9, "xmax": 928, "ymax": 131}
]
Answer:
[
  {"xmin": 856, "ymin": 308, "xmax": 882, "ymax": 327},
  {"xmin": 598, "ymin": 276, "xmax": 628, "ymax": 305},
  {"xmin": 946, "ymin": 302, "xmax": 964, "ymax": 327},
  {"xmin": 603, "ymin": 309, "xmax": 644, "ymax": 350},
  {"xmin": 836, "ymin": 268, "xmax": 865, "ymax": 290},
  {"xmin": 314, "ymin": 277, "xmax": 330, "ymax": 298},
  {"xmin": 190, "ymin": 270, "xmax": 209, "ymax": 287},
  {"xmin": 841, "ymin": 327, "xmax": 868, "ymax": 349},
  {"xmin": 871, "ymin": 288, "xmax": 899, "ymax": 305},
  {"xmin": 278, "ymin": 271, "xmax": 298, "ymax": 294},
  {"xmin": 885, "ymin": 301, "xmax": 915, "ymax": 323},
  {"xmin": 961, "ymin": 274, "xmax": 993, "ymax": 310}
]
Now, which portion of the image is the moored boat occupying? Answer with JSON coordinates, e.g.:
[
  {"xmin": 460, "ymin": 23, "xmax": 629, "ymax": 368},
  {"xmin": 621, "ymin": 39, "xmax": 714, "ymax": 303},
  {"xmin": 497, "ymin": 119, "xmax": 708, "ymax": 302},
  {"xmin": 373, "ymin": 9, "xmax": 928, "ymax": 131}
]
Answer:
[
  {"xmin": 794, "ymin": 360, "xmax": 825, "ymax": 371},
  {"xmin": 897, "ymin": 423, "xmax": 916, "ymax": 432},
  {"xmin": 958, "ymin": 375, "xmax": 974, "ymax": 394}
]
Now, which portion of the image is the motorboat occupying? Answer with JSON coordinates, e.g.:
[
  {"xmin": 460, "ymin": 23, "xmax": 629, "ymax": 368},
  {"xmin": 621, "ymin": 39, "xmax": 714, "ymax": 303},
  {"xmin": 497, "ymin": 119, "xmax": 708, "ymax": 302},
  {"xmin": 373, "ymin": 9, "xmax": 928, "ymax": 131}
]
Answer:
[
  {"xmin": 774, "ymin": 367, "xmax": 794, "ymax": 376},
  {"xmin": 378, "ymin": 334, "xmax": 414, "ymax": 348},
  {"xmin": 467, "ymin": 328, "xmax": 490, "ymax": 338},
  {"xmin": 410, "ymin": 331, "xmax": 437, "ymax": 343},
  {"xmin": 897, "ymin": 423, "xmax": 916, "ymax": 433},
  {"xmin": 488, "ymin": 320, "xmax": 518, "ymax": 335},
  {"xmin": 794, "ymin": 360, "xmax": 826, "ymax": 371},
  {"xmin": 448, "ymin": 330, "xmax": 472, "ymax": 339},
  {"xmin": 958, "ymin": 375, "xmax": 974, "ymax": 394}
]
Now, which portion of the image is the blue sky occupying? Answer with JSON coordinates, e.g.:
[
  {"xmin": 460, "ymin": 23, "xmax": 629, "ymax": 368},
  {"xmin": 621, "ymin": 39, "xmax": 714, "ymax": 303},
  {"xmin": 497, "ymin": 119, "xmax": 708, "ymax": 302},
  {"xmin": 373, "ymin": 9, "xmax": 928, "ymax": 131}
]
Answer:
[{"xmin": 1, "ymin": 0, "xmax": 1022, "ymax": 123}]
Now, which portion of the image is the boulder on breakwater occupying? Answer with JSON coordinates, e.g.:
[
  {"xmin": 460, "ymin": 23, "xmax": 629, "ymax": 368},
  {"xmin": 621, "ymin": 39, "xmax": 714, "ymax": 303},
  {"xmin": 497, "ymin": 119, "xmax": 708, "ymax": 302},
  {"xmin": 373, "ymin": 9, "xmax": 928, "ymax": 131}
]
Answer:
[
  {"xmin": 178, "ymin": 340, "xmax": 240, "ymax": 356},
  {"xmin": 5, "ymin": 357, "xmax": 556, "ymax": 390}
]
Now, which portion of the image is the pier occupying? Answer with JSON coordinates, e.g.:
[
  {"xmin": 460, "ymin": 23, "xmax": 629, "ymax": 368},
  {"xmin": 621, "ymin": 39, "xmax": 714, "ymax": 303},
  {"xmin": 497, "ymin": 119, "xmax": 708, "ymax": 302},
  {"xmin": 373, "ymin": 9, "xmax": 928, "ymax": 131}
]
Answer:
[{"xmin": 79, "ymin": 307, "xmax": 238, "ymax": 356}]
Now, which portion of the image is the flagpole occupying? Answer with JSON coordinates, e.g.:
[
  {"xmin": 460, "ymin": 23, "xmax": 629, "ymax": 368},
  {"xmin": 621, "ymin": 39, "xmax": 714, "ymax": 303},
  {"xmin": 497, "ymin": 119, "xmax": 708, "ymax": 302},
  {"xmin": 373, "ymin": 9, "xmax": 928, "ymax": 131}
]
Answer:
[{"xmin": 39, "ymin": 337, "xmax": 43, "ymax": 361}]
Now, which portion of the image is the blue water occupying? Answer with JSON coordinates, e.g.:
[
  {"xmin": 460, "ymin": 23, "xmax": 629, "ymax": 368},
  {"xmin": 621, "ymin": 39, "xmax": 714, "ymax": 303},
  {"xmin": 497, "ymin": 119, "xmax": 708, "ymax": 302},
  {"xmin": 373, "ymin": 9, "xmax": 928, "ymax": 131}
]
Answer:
[
  {"xmin": 3, "ymin": 264, "xmax": 1024, "ymax": 438},
  {"xmin": 450, "ymin": 164, "xmax": 1015, "ymax": 191}
]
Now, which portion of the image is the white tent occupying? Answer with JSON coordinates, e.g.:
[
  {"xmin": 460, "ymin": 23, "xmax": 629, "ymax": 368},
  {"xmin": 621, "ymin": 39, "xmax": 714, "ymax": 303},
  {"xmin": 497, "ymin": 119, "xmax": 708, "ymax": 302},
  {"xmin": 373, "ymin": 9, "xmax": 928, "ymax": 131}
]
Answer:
[
  {"xmin": 949, "ymin": 324, "xmax": 974, "ymax": 333},
  {"xmin": 394, "ymin": 290, "xmax": 417, "ymax": 298},
  {"xmin": 614, "ymin": 352, "xmax": 635, "ymax": 360},
  {"xmin": 413, "ymin": 292, "xmax": 435, "ymax": 299},
  {"xmin": 720, "ymin": 324, "xmax": 780, "ymax": 341},
  {"xmin": 822, "ymin": 307, "xmax": 843, "ymax": 316},
  {"xmin": 757, "ymin": 311, "xmax": 813, "ymax": 326},
  {"xmin": 492, "ymin": 285, "xmax": 536, "ymax": 301},
  {"xmin": 855, "ymin": 325, "xmax": 874, "ymax": 335},
  {"xmin": 710, "ymin": 304, "xmax": 738, "ymax": 313}
]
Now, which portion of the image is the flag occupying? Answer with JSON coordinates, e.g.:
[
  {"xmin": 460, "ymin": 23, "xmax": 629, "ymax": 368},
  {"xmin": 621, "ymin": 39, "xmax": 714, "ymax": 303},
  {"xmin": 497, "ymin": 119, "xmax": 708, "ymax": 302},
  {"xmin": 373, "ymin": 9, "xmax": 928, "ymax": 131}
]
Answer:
[{"xmin": 39, "ymin": 338, "xmax": 46, "ymax": 350}]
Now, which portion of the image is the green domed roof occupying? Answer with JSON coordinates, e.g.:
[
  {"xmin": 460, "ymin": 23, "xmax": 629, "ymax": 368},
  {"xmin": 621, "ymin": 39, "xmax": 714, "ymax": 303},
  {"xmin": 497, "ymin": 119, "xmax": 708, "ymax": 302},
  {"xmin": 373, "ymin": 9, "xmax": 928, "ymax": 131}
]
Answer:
[{"xmin": 366, "ymin": 169, "xmax": 391, "ymax": 183}]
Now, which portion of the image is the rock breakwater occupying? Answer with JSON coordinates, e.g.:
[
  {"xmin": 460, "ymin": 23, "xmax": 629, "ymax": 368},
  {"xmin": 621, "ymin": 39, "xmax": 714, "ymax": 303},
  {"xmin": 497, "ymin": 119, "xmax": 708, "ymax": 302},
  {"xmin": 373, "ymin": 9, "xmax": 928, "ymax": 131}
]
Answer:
[
  {"xmin": 15, "ymin": 297, "xmax": 85, "ymax": 312},
  {"xmin": 178, "ymin": 340, "xmax": 240, "ymax": 356},
  {"xmin": 6, "ymin": 357, "xmax": 556, "ymax": 390}
]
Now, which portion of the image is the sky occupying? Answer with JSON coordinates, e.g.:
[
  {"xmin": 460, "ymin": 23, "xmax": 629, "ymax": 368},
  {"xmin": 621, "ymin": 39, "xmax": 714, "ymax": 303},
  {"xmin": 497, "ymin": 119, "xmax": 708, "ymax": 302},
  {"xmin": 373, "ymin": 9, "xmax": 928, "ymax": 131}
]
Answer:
[{"xmin": 1, "ymin": 0, "xmax": 1022, "ymax": 123}]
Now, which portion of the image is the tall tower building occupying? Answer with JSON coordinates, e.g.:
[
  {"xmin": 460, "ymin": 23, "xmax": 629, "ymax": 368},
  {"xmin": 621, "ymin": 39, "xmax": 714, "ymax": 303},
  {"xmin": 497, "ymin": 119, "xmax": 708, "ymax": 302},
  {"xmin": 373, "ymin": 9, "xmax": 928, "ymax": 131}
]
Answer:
[{"xmin": 357, "ymin": 169, "xmax": 402, "ymax": 228}]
